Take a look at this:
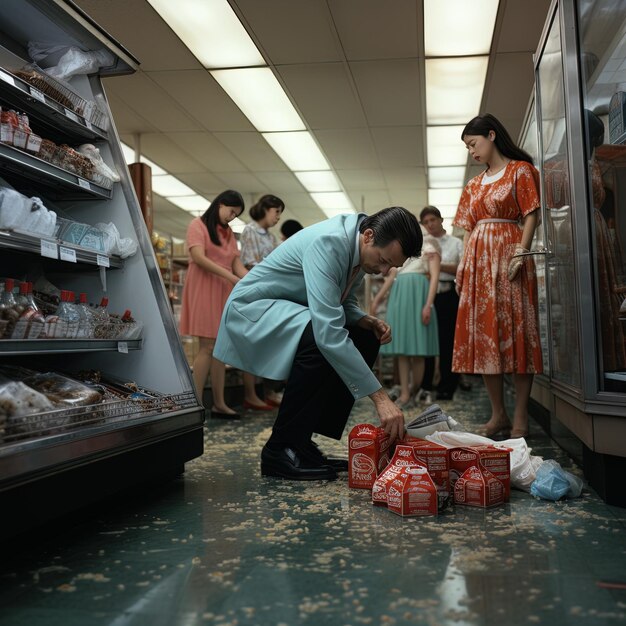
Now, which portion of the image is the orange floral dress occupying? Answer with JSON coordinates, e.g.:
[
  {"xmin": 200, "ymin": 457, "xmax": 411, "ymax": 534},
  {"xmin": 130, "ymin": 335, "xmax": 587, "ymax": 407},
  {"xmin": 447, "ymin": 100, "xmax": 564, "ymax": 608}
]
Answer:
[{"xmin": 452, "ymin": 160, "xmax": 543, "ymax": 374}]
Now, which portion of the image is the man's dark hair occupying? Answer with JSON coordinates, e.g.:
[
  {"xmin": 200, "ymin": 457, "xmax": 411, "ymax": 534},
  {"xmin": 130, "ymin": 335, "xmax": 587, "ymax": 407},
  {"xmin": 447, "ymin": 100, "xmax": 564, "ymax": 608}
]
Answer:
[
  {"xmin": 419, "ymin": 205, "xmax": 442, "ymax": 222},
  {"xmin": 359, "ymin": 206, "xmax": 423, "ymax": 258},
  {"xmin": 280, "ymin": 219, "xmax": 303, "ymax": 238}
]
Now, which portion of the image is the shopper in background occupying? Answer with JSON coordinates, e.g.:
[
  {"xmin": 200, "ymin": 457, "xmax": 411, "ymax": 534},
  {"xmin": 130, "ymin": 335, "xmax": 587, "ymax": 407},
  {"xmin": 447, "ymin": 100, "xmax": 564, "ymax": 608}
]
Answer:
[
  {"xmin": 369, "ymin": 235, "xmax": 441, "ymax": 409},
  {"xmin": 240, "ymin": 194, "xmax": 284, "ymax": 270},
  {"xmin": 453, "ymin": 113, "xmax": 542, "ymax": 439},
  {"xmin": 280, "ymin": 219, "xmax": 304, "ymax": 240},
  {"xmin": 179, "ymin": 190, "xmax": 270, "ymax": 418},
  {"xmin": 419, "ymin": 206, "xmax": 463, "ymax": 402},
  {"xmin": 214, "ymin": 207, "xmax": 423, "ymax": 481}
]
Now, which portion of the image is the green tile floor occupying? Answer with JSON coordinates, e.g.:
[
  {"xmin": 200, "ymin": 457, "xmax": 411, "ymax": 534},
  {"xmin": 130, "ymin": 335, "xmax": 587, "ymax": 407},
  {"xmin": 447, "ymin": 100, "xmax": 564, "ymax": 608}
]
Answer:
[{"xmin": 1, "ymin": 382, "xmax": 626, "ymax": 626}]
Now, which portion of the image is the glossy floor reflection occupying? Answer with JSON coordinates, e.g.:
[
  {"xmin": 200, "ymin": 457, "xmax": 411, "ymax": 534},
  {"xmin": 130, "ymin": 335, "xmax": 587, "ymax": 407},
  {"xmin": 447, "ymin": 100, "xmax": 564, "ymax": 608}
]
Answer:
[{"xmin": 1, "ymin": 382, "xmax": 625, "ymax": 626}]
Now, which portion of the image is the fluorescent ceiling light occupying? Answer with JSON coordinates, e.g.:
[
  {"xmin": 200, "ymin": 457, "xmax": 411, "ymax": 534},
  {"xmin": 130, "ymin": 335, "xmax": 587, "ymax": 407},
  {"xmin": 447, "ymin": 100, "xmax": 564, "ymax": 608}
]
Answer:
[
  {"xmin": 320, "ymin": 207, "xmax": 355, "ymax": 219},
  {"xmin": 428, "ymin": 188, "xmax": 464, "ymax": 206},
  {"xmin": 426, "ymin": 57, "xmax": 489, "ymax": 124},
  {"xmin": 152, "ymin": 175, "xmax": 197, "ymax": 197},
  {"xmin": 428, "ymin": 166, "xmax": 466, "ymax": 188},
  {"xmin": 295, "ymin": 171, "xmax": 341, "ymax": 192},
  {"xmin": 146, "ymin": 0, "xmax": 264, "ymax": 68},
  {"xmin": 167, "ymin": 195, "xmax": 211, "ymax": 212},
  {"xmin": 212, "ymin": 68, "xmax": 305, "ymax": 132},
  {"xmin": 424, "ymin": 0, "xmax": 499, "ymax": 57},
  {"xmin": 310, "ymin": 192, "xmax": 354, "ymax": 213},
  {"xmin": 230, "ymin": 217, "xmax": 246, "ymax": 233},
  {"xmin": 427, "ymin": 126, "xmax": 467, "ymax": 166},
  {"xmin": 120, "ymin": 142, "xmax": 136, "ymax": 164},
  {"xmin": 263, "ymin": 132, "xmax": 331, "ymax": 171}
]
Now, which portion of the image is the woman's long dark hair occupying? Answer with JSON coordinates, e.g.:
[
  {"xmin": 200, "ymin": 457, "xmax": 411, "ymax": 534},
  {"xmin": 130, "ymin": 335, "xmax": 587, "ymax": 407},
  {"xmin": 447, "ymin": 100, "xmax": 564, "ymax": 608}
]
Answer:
[
  {"xmin": 462, "ymin": 113, "xmax": 534, "ymax": 165},
  {"xmin": 249, "ymin": 194, "xmax": 284, "ymax": 222},
  {"xmin": 200, "ymin": 190, "xmax": 244, "ymax": 246}
]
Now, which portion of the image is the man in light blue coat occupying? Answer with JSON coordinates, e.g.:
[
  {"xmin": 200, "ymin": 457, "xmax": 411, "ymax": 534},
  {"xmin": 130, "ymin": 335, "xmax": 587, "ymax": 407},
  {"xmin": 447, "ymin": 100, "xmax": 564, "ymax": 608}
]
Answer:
[{"xmin": 214, "ymin": 207, "xmax": 423, "ymax": 480}]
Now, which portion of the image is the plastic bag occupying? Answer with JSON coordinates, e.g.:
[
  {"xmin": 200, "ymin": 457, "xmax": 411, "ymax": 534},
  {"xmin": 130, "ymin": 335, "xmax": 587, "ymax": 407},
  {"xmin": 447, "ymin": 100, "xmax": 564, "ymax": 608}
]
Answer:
[
  {"xmin": 0, "ymin": 189, "xmax": 57, "ymax": 236},
  {"xmin": 530, "ymin": 459, "xmax": 584, "ymax": 500},
  {"xmin": 28, "ymin": 43, "xmax": 114, "ymax": 80},
  {"xmin": 95, "ymin": 222, "xmax": 138, "ymax": 258},
  {"xmin": 22, "ymin": 372, "xmax": 103, "ymax": 407},
  {"xmin": 77, "ymin": 144, "xmax": 120, "ymax": 182}
]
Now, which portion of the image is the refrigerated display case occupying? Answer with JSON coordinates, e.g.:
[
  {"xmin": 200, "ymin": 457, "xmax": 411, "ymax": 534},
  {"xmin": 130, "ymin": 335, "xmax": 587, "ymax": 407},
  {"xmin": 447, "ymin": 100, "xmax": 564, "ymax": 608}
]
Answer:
[
  {"xmin": 0, "ymin": 0, "xmax": 204, "ymax": 536},
  {"xmin": 524, "ymin": 0, "xmax": 626, "ymax": 505}
]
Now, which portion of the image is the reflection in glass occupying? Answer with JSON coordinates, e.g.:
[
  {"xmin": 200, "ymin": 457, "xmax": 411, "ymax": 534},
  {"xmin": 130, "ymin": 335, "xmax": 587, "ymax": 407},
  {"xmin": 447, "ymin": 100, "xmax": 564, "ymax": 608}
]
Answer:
[
  {"xmin": 578, "ymin": 0, "xmax": 626, "ymax": 392},
  {"xmin": 538, "ymin": 16, "xmax": 581, "ymax": 387}
]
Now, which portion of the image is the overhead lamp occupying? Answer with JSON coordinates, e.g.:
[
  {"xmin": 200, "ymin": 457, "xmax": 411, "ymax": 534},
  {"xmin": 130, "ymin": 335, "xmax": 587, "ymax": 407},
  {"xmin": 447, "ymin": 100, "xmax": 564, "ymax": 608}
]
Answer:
[
  {"xmin": 310, "ymin": 192, "xmax": 355, "ymax": 218},
  {"xmin": 211, "ymin": 68, "xmax": 305, "ymax": 132},
  {"xmin": 428, "ymin": 166, "xmax": 466, "ymax": 189},
  {"xmin": 167, "ymin": 195, "xmax": 211, "ymax": 212},
  {"xmin": 229, "ymin": 217, "xmax": 246, "ymax": 234},
  {"xmin": 295, "ymin": 171, "xmax": 341, "ymax": 192},
  {"xmin": 146, "ymin": 0, "xmax": 265, "ymax": 68},
  {"xmin": 152, "ymin": 175, "xmax": 197, "ymax": 197},
  {"xmin": 263, "ymin": 132, "xmax": 331, "ymax": 171},
  {"xmin": 320, "ymin": 207, "xmax": 355, "ymax": 218},
  {"xmin": 426, "ymin": 57, "xmax": 489, "ymax": 125},
  {"xmin": 424, "ymin": 0, "xmax": 499, "ymax": 57},
  {"xmin": 428, "ymin": 188, "xmax": 464, "ymax": 207},
  {"xmin": 427, "ymin": 126, "xmax": 467, "ymax": 166}
]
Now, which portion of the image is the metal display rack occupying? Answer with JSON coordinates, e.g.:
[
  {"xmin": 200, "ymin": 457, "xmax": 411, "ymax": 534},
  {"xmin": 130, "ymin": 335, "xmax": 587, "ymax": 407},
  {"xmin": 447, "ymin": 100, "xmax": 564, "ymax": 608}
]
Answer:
[{"xmin": 0, "ymin": 0, "xmax": 204, "ymax": 537}]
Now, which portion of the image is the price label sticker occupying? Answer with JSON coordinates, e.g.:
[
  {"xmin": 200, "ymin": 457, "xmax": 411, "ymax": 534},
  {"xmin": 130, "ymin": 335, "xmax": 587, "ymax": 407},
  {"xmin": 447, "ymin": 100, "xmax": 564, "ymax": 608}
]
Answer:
[
  {"xmin": 96, "ymin": 254, "xmax": 110, "ymax": 268},
  {"xmin": 30, "ymin": 87, "xmax": 46, "ymax": 103},
  {"xmin": 0, "ymin": 70, "xmax": 15, "ymax": 86},
  {"xmin": 59, "ymin": 246, "xmax": 77, "ymax": 263},
  {"xmin": 40, "ymin": 239, "xmax": 58, "ymax": 259},
  {"xmin": 64, "ymin": 108, "xmax": 80, "ymax": 123},
  {"xmin": 118, "ymin": 341, "xmax": 129, "ymax": 354},
  {"xmin": 77, "ymin": 178, "xmax": 90, "ymax": 189}
]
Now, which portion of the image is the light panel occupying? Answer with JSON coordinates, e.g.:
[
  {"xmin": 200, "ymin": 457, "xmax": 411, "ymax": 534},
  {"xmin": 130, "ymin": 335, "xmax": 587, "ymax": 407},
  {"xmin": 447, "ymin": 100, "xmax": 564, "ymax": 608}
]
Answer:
[
  {"xmin": 152, "ymin": 175, "xmax": 197, "ymax": 197},
  {"xmin": 146, "ymin": 0, "xmax": 265, "ymax": 68},
  {"xmin": 310, "ymin": 192, "xmax": 355, "ymax": 216},
  {"xmin": 424, "ymin": 0, "xmax": 499, "ymax": 57},
  {"xmin": 211, "ymin": 68, "xmax": 305, "ymax": 132},
  {"xmin": 428, "ymin": 166, "xmax": 466, "ymax": 188},
  {"xmin": 167, "ymin": 195, "xmax": 211, "ymax": 212},
  {"xmin": 428, "ymin": 188, "xmax": 463, "ymax": 207},
  {"xmin": 426, "ymin": 57, "xmax": 489, "ymax": 124},
  {"xmin": 295, "ymin": 171, "xmax": 341, "ymax": 192},
  {"xmin": 263, "ymin": 132, "xmax": 331, "ymax": 171},
  {"xmin": 229, "ymin": 217, "xmax": 246, "ymax": 234},
  {"xmin": 427, "ymin": 126, "xmax": 468, "ymax": 166}
]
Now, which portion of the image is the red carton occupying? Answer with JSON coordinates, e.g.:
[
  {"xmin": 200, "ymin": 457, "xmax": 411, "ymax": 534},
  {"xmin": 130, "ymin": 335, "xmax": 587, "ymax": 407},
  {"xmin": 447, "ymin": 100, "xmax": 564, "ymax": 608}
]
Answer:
[
  {"xmin": 348, "ymin": 423, "xmax": 391, "ymax": 489},
  {"xmin": 400, "ymin": 436, "xmax": 451, "ymax": 509},
  {"xmin": 454, "ymin": 465, "xmax": 505, "ymax": 508},
  {"xmin": 372, "ymin": 445, "xmax": 427, "ymax": 506},
  {"xmin": 387, "ymin": 467, "xmax": 438, "ymax": 517},
  {"xmin": 449, "ymin": 445, "xmax": 512, "ymax": 501}
]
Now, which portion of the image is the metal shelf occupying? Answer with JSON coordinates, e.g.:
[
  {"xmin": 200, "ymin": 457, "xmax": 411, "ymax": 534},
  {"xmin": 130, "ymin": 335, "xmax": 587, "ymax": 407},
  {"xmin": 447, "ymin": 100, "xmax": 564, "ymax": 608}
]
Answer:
[
  {"xmin": 0, "ymin": 229, "xmax": 122, "ymax": 268},
  {"xmin": 0, "ymin": 338, "xmax": 142, "ymax": 354},
  {"xmin": 0, "ymin": 142, "xmax": 112, "ymax": 200},
  {"xmin": 0, "ymin": 67, "xmax": 108, "ymax": 142}
]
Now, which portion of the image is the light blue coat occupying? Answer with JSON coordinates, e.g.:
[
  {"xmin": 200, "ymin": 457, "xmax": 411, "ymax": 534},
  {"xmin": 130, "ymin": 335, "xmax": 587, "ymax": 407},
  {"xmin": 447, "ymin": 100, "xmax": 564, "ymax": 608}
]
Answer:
[{"xmin": 213, "ymin": 213, "xmax": 382, "ymax": 400}]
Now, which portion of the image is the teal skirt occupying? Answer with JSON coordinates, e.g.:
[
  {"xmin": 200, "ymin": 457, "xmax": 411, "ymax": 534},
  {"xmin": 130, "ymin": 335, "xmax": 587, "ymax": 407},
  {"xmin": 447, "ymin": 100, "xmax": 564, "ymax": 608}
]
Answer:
[{"xmin": 380, "ymin": 273, "xmax": 439, "ymax": 356}]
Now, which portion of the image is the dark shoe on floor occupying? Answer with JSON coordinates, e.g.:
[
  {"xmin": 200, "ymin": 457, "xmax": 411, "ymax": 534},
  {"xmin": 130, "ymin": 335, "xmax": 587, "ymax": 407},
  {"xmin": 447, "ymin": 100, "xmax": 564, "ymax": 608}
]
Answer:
[
  {"xmin": 261, "ymin": 444, "xmax": 338, "ymax": 481},
  {"xmin": 459, "ymin": 381, "xmax": 473, "ymax": 392},
  {"xmin": 301, "ymin": 441, "xmax": 348, "ymax": 472},
  {"xmin": 436, "ymin": 391, "xmax": 454, "ymax": 401}
]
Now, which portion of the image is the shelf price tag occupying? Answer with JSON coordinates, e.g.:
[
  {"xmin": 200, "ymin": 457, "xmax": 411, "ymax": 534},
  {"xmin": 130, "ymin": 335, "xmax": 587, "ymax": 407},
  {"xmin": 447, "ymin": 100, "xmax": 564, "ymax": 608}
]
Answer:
[
  {"xmin": 96, "ymin": 254, "xmax": 110, "ymax": 268},
  {"xmin": 64, "ymin": 108, "xmax": 80, "ymax": 123},
  {"xmin": 30, "ymin": 87, "xmax": 46, "ymax": 103},
  {"xmin": 117, "ymin": 341, "xmax": 129, "ymax": 354},
  {"xmin": 0, "ymin": 70, "xmax": 15, "ymax": 86},
  {"xmin": 59, "ymin": 246, "xmax": 77, "ymax": 263},
  {"xmin": 77, "ymin": 178, "xmax": 90, "ymax": 189},
  {"xmin": 40, "ymin": 239, "xmax": 58, "ymax": 259}
]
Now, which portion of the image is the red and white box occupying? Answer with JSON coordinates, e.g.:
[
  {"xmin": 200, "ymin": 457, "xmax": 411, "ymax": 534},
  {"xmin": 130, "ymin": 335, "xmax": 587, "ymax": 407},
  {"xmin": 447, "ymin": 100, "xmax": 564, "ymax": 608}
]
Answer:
[
  {"xmin": 454, "ymin": 465, "xmax": 505, "ymax": 508},
  {"xmin": 449, "ymin": 445, "xmax": 511, "ymax": 501},
  {"xmin": 387, "ymin": 467, "xmax": 438, "ymax": 517},
  {"xmin": 371, "ymin": 445, "xmax": 427, "ymax": 506},
  {"xmin": 348, "ymin": 423, "xmax": 391, "ymax": 489},
  {"xmin": 400, "ymin": 436, "xmax": 451, "ymax": 509}
]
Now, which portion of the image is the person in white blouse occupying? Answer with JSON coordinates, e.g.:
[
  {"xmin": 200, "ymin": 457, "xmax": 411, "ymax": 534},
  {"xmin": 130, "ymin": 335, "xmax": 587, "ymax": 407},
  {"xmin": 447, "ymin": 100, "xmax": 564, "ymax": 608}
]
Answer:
[{"xmin": 240, "ymin": 194, "xmax": 284, "ymax": 270}]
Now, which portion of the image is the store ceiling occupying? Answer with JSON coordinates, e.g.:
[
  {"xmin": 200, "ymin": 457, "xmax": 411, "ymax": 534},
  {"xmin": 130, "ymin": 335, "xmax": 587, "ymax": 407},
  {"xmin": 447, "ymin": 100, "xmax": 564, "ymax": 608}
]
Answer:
[{"xmin": 74, "ymin": 0, "xmax": 551, "ymax": 240}]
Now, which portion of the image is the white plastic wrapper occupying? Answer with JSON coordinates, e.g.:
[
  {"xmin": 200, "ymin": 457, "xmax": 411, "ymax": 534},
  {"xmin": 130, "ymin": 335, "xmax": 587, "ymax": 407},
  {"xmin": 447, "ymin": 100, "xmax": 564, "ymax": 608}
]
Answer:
[
  {"xmin": 0, "ymin": 188, "xmax": 56, "ymax": 236},
  {"xmin": 95, "ymin": 222, "xmax": 138, "ymax": 258},
  {"xmin": 28, "ymin": 43, "xmax": 114, "ymax": 80},
  {"xmin": 77, "ymin": 144, "xmax": 120, "ymax": 183}
]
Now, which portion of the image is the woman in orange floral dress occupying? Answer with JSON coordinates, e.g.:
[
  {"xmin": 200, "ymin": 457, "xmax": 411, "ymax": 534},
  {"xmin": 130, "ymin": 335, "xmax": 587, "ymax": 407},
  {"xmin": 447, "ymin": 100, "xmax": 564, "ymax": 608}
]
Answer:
[{"xmin": 453, "ymin": 114, "xmax": 543, "ymax": 439}]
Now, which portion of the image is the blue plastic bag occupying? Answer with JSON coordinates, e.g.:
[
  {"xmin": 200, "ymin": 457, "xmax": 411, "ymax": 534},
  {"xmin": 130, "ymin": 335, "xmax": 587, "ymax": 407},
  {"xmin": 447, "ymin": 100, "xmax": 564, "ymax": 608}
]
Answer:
[{"xmin": 530, "ymin": 460, "xmax": 584, "ymax": 500}]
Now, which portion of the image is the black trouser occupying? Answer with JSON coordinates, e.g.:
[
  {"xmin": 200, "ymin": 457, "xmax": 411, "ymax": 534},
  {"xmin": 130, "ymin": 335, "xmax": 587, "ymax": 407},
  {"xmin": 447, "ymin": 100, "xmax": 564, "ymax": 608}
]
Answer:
[
  {"xmin": 423, "ymin": 288, "xmax": 460, "ymax": 396},
  {"xmin": 268, "ymin": 322, "xmax": 380, "ymax": 447}
]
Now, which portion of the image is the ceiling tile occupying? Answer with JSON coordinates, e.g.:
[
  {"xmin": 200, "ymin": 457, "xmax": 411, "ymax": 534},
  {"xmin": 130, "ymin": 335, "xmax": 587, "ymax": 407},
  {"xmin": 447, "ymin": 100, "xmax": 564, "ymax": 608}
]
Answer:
[
  {"xmin": 277, "ymin": 63, "xmax": 367, "ymax": 129},
  {"xmin": 215, "ymin": 172, "xmax": 267, "ymax": 194},
  {"xmin": 176, "ymin": 173, "xmax": 230, "ymax": 195},
  {"xmin": 213, "ymin": 132, "xmax": 289, "ymax": 171},
  {"xmin": 315, "ymin": 129, "xmax": 379, "ymax": 169},
  {"xmin": 347, "ymin": 190, "xmax": 392, "ymax": 213},
  {"xmin": 496, "ymin": 0, "xmax": 552, "ymax": 54},
  {"xmin": 371, "ymin": 127, "xmax": 425, "ymax": 168},
  {"xmin": 329, "ymin": 0, "xmax": 419, "ymax": 60},
  {"xmin": 105, "ymin": 90, "xmax": 156, "ymax": 134},
  {"xmin": 166, "ymin": 132, "xmax": 246, "ymax": 172},
  {"xmin": 132, "ymin": 134, "xmax": 206, "ymax": 174},
  {"xmin": 387, "ymin": 190, "xmax": 429, "ymax": 214},
  {"xmin": 337, "ymin": 169, "xmax": 386, "ymax": 190},
  {"xmin": 382, "ymin": 167, "xmax": 428, "ymax": 189},
  {"xmin": 350, "ymin": 59, "xmax": 423, "ymax": 126},
  {"xmin": 254, "ymin": 171, "xmax": 305, "ymax": 193}
]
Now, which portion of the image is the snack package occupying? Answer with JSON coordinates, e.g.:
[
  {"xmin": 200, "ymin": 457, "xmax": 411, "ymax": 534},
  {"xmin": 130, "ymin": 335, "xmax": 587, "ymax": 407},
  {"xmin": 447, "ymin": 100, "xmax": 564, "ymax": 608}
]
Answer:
[
  {"xmin": 372, "ymin": 444, "xmax": 428, "ymax": 507},
  {"xmin": 449, "ymin": 445, "xmax": 512, "ymax": 501},
  {"xmin": 22, "ymin": 372, "xmax": 103, "ymax": 406},
  {"xmin": 387, "ymin": 467, "xmax": 439, "ymax": 517},
  {"xmin": 348, "ymin": 423, "xmax": 391, "ymax": 489},
  {"xmin": 454, "ymin": 465, "xmax": 505, "ymax": 508}
]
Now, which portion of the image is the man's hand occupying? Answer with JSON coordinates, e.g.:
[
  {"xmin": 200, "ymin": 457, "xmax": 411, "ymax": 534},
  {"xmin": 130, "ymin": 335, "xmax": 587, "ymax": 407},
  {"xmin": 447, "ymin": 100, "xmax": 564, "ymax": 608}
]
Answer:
[
  {"xmin": 358, "ymin": 315, "xmax": 392, "ymax": 345},
  {"xmin": 369, "ymin": 388, "xmax": 405, "ymax": 442}
]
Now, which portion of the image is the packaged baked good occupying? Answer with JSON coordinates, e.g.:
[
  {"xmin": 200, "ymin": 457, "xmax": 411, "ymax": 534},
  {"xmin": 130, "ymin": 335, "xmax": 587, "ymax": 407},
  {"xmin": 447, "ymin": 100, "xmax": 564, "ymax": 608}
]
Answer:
[
  {"xmin": 22, "ymin": 372, "xmax": 103, "ymax": 407},
  {"xmin": 37, "ymin": 138, "xmax": 57, "ymax": 162}
]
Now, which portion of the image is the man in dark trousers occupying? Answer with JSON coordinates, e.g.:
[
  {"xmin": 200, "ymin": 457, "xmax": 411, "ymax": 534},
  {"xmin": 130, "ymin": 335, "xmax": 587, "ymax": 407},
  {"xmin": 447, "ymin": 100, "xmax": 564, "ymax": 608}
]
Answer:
[{"xmin": 214, "ymin": 207, "xmax": 423, "ymax": 481}]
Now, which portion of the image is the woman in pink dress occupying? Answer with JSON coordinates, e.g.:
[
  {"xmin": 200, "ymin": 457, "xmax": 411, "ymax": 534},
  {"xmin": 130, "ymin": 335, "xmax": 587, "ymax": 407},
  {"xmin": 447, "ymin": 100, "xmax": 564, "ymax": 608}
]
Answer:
[{"xmin": 180, "ymin": 190, "xmax": 271, "ymax": 417}]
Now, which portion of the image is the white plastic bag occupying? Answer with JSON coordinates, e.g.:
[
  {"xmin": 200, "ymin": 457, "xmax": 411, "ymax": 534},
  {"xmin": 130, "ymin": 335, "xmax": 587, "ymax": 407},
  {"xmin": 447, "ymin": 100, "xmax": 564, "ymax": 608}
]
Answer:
[
  {"xmin": 28, "ymin": 43, "xmax": 114, "ymax": 80},
  {"xmin": 77, "ymin": 144, "xmax": 120, "ymax": 182},
  {"xmin": 0, "ymin": 189, "xmax": 56, "ymax": 236},
  {"xmin": 95, "ymin": 222, "xmax": 138, "ymax": 258}
]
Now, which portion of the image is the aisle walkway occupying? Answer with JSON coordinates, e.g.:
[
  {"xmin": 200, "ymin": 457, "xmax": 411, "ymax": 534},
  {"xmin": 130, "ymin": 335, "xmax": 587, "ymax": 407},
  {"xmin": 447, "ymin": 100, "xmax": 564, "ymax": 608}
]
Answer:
[{"xmin": 1, "ymin": 384, "xmax": 626, "ymax": 626}]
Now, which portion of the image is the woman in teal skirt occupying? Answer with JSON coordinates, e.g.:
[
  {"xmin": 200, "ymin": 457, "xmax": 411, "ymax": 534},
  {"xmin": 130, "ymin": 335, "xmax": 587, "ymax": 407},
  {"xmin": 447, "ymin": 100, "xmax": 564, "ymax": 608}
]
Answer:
[{"xmin": 370, "ymin": 235, "xmax": 441, "ymax": 408}]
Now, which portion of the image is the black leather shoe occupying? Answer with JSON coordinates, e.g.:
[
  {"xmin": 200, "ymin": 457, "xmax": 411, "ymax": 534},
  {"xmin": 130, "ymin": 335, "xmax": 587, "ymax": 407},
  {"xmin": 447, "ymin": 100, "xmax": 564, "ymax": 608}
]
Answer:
[
  {"xmin": 301, "ymin": 441, "xmax": 349, "ymax": 472},
  {"xmin": 261, "ymin": 445, "xmax": 338, "ymax": 481}
]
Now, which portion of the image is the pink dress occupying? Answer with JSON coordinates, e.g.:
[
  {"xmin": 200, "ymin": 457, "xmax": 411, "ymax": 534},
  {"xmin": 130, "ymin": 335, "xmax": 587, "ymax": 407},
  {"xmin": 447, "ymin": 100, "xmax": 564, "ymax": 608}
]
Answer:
[{"xmin": 179, "ymin": 217, "xmax": 239, "ymax": 339}]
